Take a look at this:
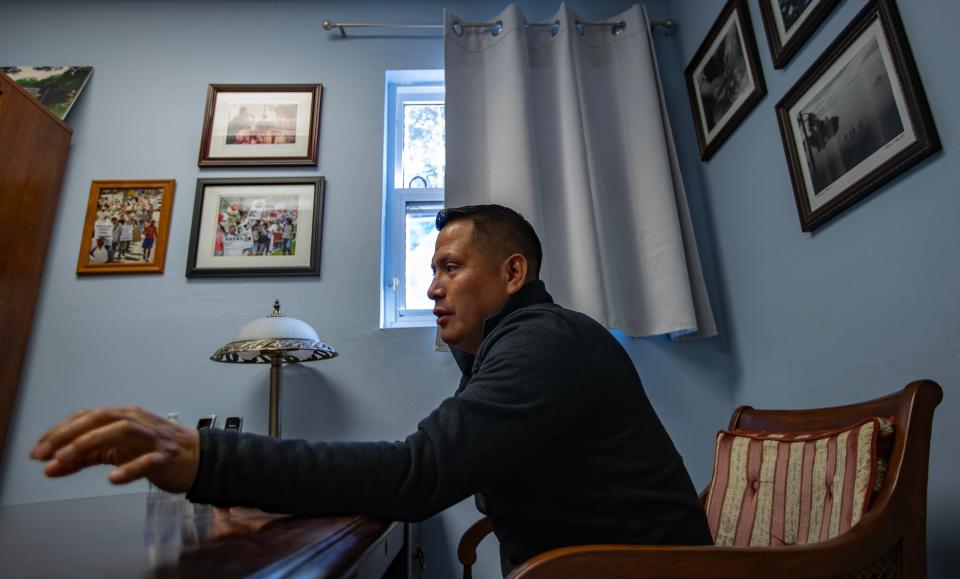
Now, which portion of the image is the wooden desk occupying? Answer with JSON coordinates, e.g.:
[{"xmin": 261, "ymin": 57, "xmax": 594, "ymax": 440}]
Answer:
[{"xmin": 0, "ymin": 492, "xmax": 406, "ymax": 578}]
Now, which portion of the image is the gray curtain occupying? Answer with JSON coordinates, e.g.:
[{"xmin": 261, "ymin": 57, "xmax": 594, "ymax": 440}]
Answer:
[{"xmin": 444, "ymin": 3, "xmax": 716, "ymax": 338}]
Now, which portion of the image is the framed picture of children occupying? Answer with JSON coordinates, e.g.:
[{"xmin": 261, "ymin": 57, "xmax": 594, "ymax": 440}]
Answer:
[
  {"xmin": 185, "ymin": 177, "xmax": 324, "ymax": 277},
  {"xmin": 198, "ymin": 84, "xmax": 322, "ymax": 166},
  {"xmin": 75, "ymin": 180, "xmax": 176, "ymax": 275}
]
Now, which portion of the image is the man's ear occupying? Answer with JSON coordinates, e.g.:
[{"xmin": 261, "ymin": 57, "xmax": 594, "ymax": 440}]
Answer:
[{"xmin": 503, "ymin": 253, "xmax": 528, "ymax": 295}]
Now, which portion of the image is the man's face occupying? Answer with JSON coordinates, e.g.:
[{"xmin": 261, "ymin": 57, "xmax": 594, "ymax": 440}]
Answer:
[{"xmin": 428, "ymin": 220, "xmax": 511, "ymax": 355}]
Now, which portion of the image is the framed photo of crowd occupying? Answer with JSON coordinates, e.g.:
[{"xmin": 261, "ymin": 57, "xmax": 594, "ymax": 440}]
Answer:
[
  {"xmin": 197, "ymin": 84, "xmax": 322, "ymax": 167},
  {"xmin": 185, "ymin": 177, "xmax": 325, "ymax": 277},
  {"xmin": 76, "ymin": 180, "xmax": 176, "ymax": 275},
  {"xmin": 775, "ymin": 0, "xmax": 940, "ymax": 231},
  {"xmin": 685, "ymin": 0, "xmax": 766, "ymax": 161},
  {"xmin": 758, "ymin": 0, "xmax": 842, "ymax": 69}
]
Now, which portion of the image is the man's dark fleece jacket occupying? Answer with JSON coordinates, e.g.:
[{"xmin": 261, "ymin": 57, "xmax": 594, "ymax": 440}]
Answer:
[{"xmin": 188, "ymin": 281, "xmax": 711, "ymax": 574}]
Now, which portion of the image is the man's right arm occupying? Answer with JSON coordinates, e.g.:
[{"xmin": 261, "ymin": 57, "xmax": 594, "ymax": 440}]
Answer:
[{"xmin": 33, "ymin": 309, "xmax": 592, "ymax": 522}]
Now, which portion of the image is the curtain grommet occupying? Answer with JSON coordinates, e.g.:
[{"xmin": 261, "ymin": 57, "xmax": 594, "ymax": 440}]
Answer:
[
  {"xmin": 575, "ymin": 20, "xmax": 585, "ymax": 36},
  {"xmin": 452, "ymin": 21, "xmax": 463, "ymax": 36},
  {"xmin": 490, "ymin": 20, "xmax": 503, "ymax": 36},
  {"xmin": 551, "ymin": 20, "xmax": 560, "ymax": 36},
  {"xmin": 611, "ymin": 21, "xmax": 626, "ymax": 36}
]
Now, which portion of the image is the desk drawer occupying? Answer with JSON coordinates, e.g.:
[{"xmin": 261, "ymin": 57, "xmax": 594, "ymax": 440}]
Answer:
[{"xmin": 345, "ymin": 521, "xmax": 404, "ymax": 579}]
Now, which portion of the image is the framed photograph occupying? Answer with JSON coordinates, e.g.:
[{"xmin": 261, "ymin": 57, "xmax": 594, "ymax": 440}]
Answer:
[
  {"xmin": 186, "ymin": 177, "xmax": 324, "ymax": 277},
  {"xmin": 198, "ymin": 84, "xmax": 322, "ymax": 166},
  {"xmin": 0, "ymin": 66, "xmax": 94, "ymax": 119},
  {"xmin": 758, "ymin": 0, "xmax": 841, "ymax": 68},
  {"xmin": 685, "ymin": 0, "xmax": 767, "ymax": 161},
  {"xmin": 76, "ymin": 180, "xmax": 175, "ymax": 275},
  {"xmin": 776, "ymin": 0, "xmax": 940, "ymax": 231}
]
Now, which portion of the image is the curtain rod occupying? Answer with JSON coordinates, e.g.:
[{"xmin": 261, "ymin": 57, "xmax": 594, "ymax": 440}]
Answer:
[{"xmin": 321, "ymin": 18, "xmax": 676, "ymax": 38}]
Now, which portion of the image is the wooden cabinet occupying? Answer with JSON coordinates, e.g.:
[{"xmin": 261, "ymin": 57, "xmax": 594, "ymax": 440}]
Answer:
[{"xmin": 0, "ymin": 72, "xmax": 73, "ymax": 463}]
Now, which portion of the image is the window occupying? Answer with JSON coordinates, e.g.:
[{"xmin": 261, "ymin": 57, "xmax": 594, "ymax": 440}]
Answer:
[{"xmin": 381, "ymin": 70, "xmax": 445, "ymax": 328}]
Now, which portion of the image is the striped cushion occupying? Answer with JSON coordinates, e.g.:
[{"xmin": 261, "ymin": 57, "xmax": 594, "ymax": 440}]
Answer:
[{"xmin": 704, "ymin": 418, "xmax": 892, "ymax": 547}]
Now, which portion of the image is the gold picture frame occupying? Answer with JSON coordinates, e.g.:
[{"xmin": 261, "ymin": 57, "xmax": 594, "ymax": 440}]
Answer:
[{"xmin": 76, "ymin": 180, "xmax": 176, "ymax": 275}]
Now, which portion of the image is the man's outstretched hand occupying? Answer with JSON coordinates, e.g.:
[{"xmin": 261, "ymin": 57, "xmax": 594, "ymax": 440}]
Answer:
[{"xmin": 30, "ymin": 406, "xmax": 201, "ymax": 493}]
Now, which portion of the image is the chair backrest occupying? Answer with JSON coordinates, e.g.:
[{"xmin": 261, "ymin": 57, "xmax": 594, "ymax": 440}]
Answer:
[{"xmin": 712, "ymin": 380, "xmax": 942, "ymax": 574}]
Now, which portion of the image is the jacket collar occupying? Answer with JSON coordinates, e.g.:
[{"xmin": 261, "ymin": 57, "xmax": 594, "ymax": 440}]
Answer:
[
  {"xmin": 481, "ymin": 279, "xmax": 553, "ymax": 339},
  {"xmin": 451, "ymin": 280, "xmax": 553, "ymax": 375}
]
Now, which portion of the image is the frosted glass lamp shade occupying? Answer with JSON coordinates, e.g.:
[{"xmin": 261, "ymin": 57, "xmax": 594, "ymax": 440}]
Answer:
[
  {"xmin": 210, "ymin": 300, "xmax": 334, "ymax": 438},
  {"xmin": 211, "ymin": 300, "xmax": 337, "ymax": 364}
]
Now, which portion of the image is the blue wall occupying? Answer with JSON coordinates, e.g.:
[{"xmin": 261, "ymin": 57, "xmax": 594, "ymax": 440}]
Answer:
[
  {"xmin": 0, "ymin": 2, "xmax": 733, "ymax": 578},
  {"xmin": 656, "ymin": 1, "xmax": 960, "ymax": 576}
]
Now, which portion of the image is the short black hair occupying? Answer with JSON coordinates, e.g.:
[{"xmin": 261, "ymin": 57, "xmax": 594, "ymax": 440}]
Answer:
[{"xmin": 436, "ymin": 204, "xmax": 542, "ymax": 279}]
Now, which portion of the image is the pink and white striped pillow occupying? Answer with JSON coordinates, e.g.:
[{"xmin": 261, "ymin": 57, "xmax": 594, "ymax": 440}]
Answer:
[{"xmin": 704, "ymin": 418, "xmax": 893, "ymax": 547}]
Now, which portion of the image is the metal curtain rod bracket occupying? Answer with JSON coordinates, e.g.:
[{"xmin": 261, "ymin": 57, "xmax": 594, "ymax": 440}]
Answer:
[{"xmin": 321, "ymin": 18, "xmax": 675, "ymax": 38}]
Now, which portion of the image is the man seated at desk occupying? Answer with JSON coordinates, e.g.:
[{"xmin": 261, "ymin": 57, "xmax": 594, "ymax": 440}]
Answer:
[{"xmin": 32, "ymin": 204, "xmax": 712, "ymax": 576}]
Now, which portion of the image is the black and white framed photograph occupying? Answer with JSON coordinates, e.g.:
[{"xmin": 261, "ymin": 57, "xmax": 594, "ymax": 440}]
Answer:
[
  {"xmin": 186, "ymin": 177, "xmax": 324, "ymax": 277},
  {"xmin": 776, "ymin": 0, "xmax": 940, "ymax": 231},
  {"xmin": 685, "ymin": 0, "xmax": 767, "ymax": 161},
  {"xmin": 198, "ymin": 84, "xmax": 322, "ymax": 167},
  {"xmin": 759, "ymin": 0, "xmax": 841, "ymax": 68}
]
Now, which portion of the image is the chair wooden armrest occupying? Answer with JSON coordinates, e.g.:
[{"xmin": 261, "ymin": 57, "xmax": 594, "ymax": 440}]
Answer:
[
  {"xmin": 458, "ymin": 515, "xmax": 494, "ymax": 579},
  {"xmin": 507, "ymin": 504, "xmax": 906, "ymax": 578}
]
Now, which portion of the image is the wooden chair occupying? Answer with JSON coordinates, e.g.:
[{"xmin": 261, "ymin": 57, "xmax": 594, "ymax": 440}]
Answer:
[{"xmin": 458, "ymin": 380, "xmax": 942, "ymax": 579}]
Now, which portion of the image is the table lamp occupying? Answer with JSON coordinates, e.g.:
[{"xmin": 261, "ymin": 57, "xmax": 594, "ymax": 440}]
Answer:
[{"xmin": 211, "ymin": 300, "xmax": 337, "ymax": 437}]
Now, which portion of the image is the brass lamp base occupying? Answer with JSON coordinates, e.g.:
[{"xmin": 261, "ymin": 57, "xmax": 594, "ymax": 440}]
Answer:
[{"xmin": 269, "ymin": 357, "xmax": 282, "ymax": 438}]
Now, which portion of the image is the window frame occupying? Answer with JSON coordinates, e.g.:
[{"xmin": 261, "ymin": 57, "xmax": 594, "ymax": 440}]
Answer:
[{"xmin": 381, "ymin": 70, "xmax": 445, "ymax": 329}]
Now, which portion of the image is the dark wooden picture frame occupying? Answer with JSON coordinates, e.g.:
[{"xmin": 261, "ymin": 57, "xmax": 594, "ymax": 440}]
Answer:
[
  {"xmin": 186, "ymin": 177, "xmax": 324, "ymax": 277},
  {"xmin": 758, "ymin": 0, "xmax": 842, "ymax": 69},
  {"xmin": 685, "ymin": 0, "xmax": 767, "ymax": 161},
  {"xmin": 776, "ymin": 0, "xmax": 940, "ymax": 231},
  {"xmin": 76, "ymin": 179, "xmax": 176, "ymax": 275},
  {"xmin": 198, "ymin": 84, "xmax": 322, "ymax": 167}
]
